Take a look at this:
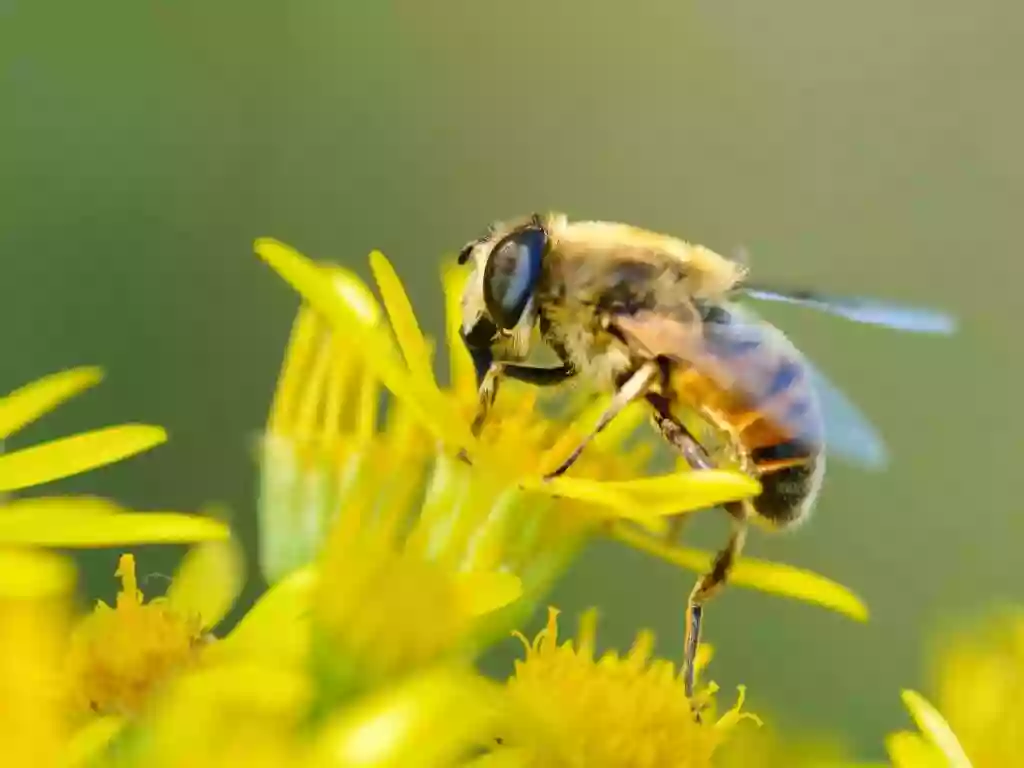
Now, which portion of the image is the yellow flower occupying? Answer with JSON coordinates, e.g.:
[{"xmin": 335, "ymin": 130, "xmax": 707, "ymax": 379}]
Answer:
[
  {"xmin": 254, "ymin": 237, "xmax": 868, "ymax": 625},
  {"xmin": 252, "ymin": 240, "xmax": 768, "ymax": 703},
  {"xmin": 886, "ymin": 607, "xmax": 1024, "ymax": 768},
  {"xmin": 487, "ymin": 606, "xmax": 760, "ymax": 768},
  {"xmin": 66, "ymin": 539, "xmax": 245, "ymax": 719}
]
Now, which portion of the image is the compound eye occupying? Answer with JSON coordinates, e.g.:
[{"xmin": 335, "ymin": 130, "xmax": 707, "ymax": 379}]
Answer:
[{"xmin": 482, "ymin": 227, "xmax": 546, "ymax": 329}]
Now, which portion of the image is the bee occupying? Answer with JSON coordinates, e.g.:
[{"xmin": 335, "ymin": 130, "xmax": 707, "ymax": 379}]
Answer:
[{"xmin": 456, "ymin": 212, "xmax": 956, "ymax": 700}]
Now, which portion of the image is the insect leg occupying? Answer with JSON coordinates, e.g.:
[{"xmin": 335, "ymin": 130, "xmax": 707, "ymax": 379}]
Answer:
[
  {"xmin": 645, "ymin": 392, "xmax": 715, "ymax": 543},
  {"xmin": 502, "ymin": 362, "xmax": 576, "ymax": 386},
  {"xmin": 683, "ymin": 500, "xmax": 751, "ymax": 704},
  {"xmin": 471, "ymin": 363, "xmax": 505, "ymax": 437},
  {"xmin": 544, "ymin": 361, "xmax": 659, "ymax": 480}
]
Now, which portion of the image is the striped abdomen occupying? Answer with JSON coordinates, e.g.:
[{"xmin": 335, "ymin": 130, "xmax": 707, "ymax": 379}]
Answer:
[{"xmin": 668, "ymin": 315, "xmax": 826, "ymax": 528}]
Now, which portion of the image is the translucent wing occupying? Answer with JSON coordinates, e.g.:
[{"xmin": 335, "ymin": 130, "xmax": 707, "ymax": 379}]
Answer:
[
  {"xmin": 610, "ymin": 303, "xmax": 890, "ymax": 472},
  {"xmin": 707, "ymin": 303, "xmax": 890, "ymax": 470},
  {"xmin": 742, "ymin": 287, "xmax": 957, "ymax": 335},
  {"xmin": 798, "ymin": 353, "xmax": 889, "ymax": 470}
]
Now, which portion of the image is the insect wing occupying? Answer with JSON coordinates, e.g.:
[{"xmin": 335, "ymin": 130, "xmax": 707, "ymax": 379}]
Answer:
[
  {"xmin": 704, "ymin": 305, "xmax": 890, "ymax": 471},
  {"xmin": 611, "ymin": 308, "xmax": 823, "ymax": 451},
  {"xmin": 742, "ymin": 288, "xmax": 957, "ymax": 335},
  {"xmin": 802, "ymin": 358, "xmax": 890, "ymax": 470}
]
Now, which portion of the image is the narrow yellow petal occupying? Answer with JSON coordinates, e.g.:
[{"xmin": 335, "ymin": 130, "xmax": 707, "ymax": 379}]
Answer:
[
  {"xmin": 254, "ymin": 238, "xmax": 475, "ymax": 452},
  {"xmin": 0, "ymin": 507, "xmax": 229, "ymax": 547},
  {"xmin": 369, "ymin": 250, "xmax": 437, "ymax": 388},
  {"xmin": 610, "ymin": 521, "xmax": 869, "ymax": 621},
  {"xmin": 167, "ymin": 538, "xmax": 246, "ymax": 631},
  {"xmin": 594, "ymin": 470, "xmax": 762, "ymax": 516},
  {"xmin": 519, "ymin": 476, "xmax": 644, "ymax": 520},
  {"xmin": 0, "ymin": 495, "xmax": 123, "ymax": 517},
  {"xmin": 440, "ymin": 260, "xmax": 476, "ymax": 400},
  {"xmin": 900, "ymin": 690, "xmax": 973, "ymax": 768},
  {"xmin": 0, "ymin": 547, "xmax": 76, "ymax": 599},
  {"xmin": 323, "ymin": 264, "xmax": 382, "ymax": 327},
  {"xmin": 524, "ymin": 469, "xmax": 758, "ymax": 522},
  {"xmin": 886, "ymin": 730, "xmax": 950, "ymax": 768},
  {"xmin": 312, "ymin": 668, "xmax": 504, "ymax": 768},
  {"xmin": 0, "ymin": 367, "xmax": 104, "ymax": 440},
  {"xmin": 454, "ymin": 571, "xmax": 523, "ymax": 617},
  {"xmin": 0, "ymin": 424, "xmax": 167, "ymax": 492},
  {"xmin": 217, "ymin": 565, "xmax": 316, "ymax": 667},
  {"xmin": 268, "ymin": 307, "xmax": 322, "ymax": 433},
  {"xmin": 65, "ymin": 716, "xmax": 126, "ymax": 768}
]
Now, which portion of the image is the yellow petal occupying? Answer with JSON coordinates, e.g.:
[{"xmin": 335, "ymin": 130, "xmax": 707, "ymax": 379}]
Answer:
[
  {"xmin": 167, "ymin": 538, "xmax": 246, "ymax": 631},
  {"xmin": 324, "ymin": 264, "xmax": 383, "ymax": 327},
  {"xmin": 216, "ymin": 565, "xmax": 315, "ymax": 668},
  {"xmin": 519, "ymin": 475, "xmax": 647, "ymax": 520},
  {"xmin": 454, "ymin": 571, "xmax": 523, "ymax": 617},
  {"xmin": 65, "ymin": 716, "xmax": 126, "ymax": 768},
  {"xmin": 0, "ymin": 503, "xmax": 229, "ymax": 547},
  {"xmin": 0, "ymin": 548, "xmax": 75, "ymax": 768},
  {"xmin": 0, "ymin": 367, "xmax": 104, "ymax": 440},
  {"xmin": 311, "ymin": 667, "xmax": 504, "ymax": 768},
  {"xmin": 523, "ymin": 469, "xmax": 759, "ymax": 522},
  {"xmin": 900, "ymin": 690, "xmax": 973, "ymax": 768},
  {"xmin": 254, "ymin": 238, "xmax": 475, "ymax": 452},
  {"xmin": 440, "ymin": 260, "xmax": 476, "ymax": 401},
  {"xmin": 610, "ymin": 522, "xmax": 869, "ymax": 621},
  {"xmin": 0, "ymin": 547, "xmax": 76, "ymax": 599},
  {"xmin": 0, "ymin": 495, "xmax": 123, "ymax": 516},
  {"xmin": 369, "ymin": 250, "xmax": 436, "ymax": 388},
  {"xmin": 886, "ymin": 730, "xmax": 950, "ymax": 768},
  {"xmin": 0, "ymin": 424, "xmax": 167, "ymax": 492},
  {"xmin": 592, "ymin": 470, "xmax": 763, "ymax": 516}
]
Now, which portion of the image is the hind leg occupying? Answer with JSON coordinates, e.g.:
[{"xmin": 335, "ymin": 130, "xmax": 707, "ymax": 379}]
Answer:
[
  {"xmin": 646, "ymin": 393, "xmax": 715, "ymax": 543},
  {"xmin": 683, "ymin": 500, "xmax": 751, "ymax": 709},
  {"xmin": 645, "ymin": 395, "xmax": 752, "ymax": 706}
]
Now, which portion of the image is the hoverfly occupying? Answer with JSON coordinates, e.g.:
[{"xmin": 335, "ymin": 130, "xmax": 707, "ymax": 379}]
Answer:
[{"xmin": 455, "ymin": 212, "xmax": 955, "ymax": 700}]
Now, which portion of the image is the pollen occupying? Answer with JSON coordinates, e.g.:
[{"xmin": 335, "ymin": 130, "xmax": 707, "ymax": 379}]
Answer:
[
  {"xmin": 499, "ymin": 607, "xmax": 759, "ymax": 768},
  {"xmin": 66, "ymin": 554, "xmax": 207, "ymax": 718}
]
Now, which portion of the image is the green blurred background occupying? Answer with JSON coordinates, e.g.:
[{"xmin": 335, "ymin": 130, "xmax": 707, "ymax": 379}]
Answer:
[{"xmin": 2, "ymin": 1, "xmax": 1018, "ymax": 758}]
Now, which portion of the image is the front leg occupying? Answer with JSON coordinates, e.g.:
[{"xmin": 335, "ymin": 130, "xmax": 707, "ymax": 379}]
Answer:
[
  {"xmin": 470, "ymin": 361, "xmax": 576, "ymax": 436},
  {"xmin": 544, "ymin": 360, "xmax": 660, "ymax": 480}
]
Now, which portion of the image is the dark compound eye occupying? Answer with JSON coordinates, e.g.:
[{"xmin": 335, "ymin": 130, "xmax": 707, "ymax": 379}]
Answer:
[{"xmin": 482, "ymin": 227, "xmax": 547, "ymax": 329}]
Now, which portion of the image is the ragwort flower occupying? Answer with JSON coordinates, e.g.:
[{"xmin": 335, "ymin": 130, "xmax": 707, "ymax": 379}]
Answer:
[
  {"xmin": 484, "ymin": 606, "xmax": 760, "ymax": 768},
  {"xmin": 66, "ymin": 538, "xmax": 245, "ymax": 719},
  {"xmin": 254, "ymin": 237, "xmax": 868, "ymax": 625},
  {"xmin": 886, "ymin": 607, "xmax": 1024, "ymax": 768},
  {"xmin": 252, "ymin": 240, "xmax": 764, "ymax": 689}
]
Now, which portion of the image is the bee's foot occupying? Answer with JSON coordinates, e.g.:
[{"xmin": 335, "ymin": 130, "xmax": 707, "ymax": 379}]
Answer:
[
  {"xmin": 456, "ymin": 449, "xmax": 474, "ymax": 466},
  {"xmin": 542, "ymin": 464, "xmax": 570, "ymax": 482}
]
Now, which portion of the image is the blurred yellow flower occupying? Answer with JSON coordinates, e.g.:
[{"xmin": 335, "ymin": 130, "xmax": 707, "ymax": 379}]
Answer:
[
  {"xmin": 67, "ymin": 539, "xmax": 245, "ymax": 718},
  {"xmin": 485, "ymin": 606, "xmax": 759, "ymax": 768},
  {"xmin": 886, "ymin": 607, "xmax": 1024, "ymax": 768}
]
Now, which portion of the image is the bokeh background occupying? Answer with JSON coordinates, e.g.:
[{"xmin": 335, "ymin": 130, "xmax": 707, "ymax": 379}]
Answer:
[{"xmin": 2, "ymin": 1, "xmax": 1018, "ymax": 758}]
